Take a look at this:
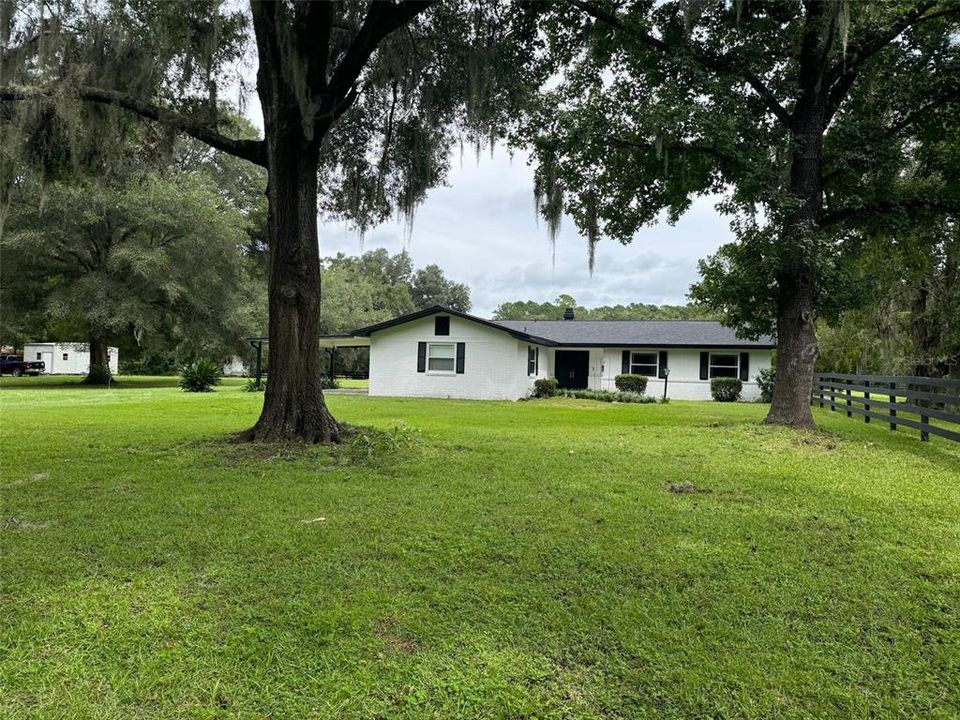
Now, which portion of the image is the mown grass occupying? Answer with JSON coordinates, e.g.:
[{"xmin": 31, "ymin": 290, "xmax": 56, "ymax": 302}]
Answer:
[{"xmin": 1, "ymin": 383, "xmax": 958, "ymax": 719}]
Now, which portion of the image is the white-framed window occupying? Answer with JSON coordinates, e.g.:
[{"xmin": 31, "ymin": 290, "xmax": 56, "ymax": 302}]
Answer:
[
  {"xmin": 527, "ymin": 346, "xmax": 539, "ymax": 376},
  {"xmin": 36, "ymin": 353, "xmax": 42, "ymax": 360},
  {"xmin": 427, "ymin": 343, "xmax": 456, "ymax": 373},
  {"xmin": 62, "ymin": 353, "xmax": 69, "ymax": 361},
  {"xmin": 709, "ymin": 353, "xmax": 739, "ymax": 378},
  {"xmin": 630, "ymin": 351, "xmax": 658, "ymax": 377}
]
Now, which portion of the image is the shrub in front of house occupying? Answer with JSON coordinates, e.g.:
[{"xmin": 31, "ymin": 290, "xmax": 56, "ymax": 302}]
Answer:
[
  {"xmin": 321, "ymin": 375, "xmax": 340, "ymax": 390},
  {"xmin": 178, "ymin": 358, "xmax": 222, "ymax": 392},
  {"xmin": 533, "ymin": 378, "xmax": 559, "ymax": 398},
  {"xmin": 710, "ymin": 377, "xmax": 742, "ymax": 402},
  {"xmin": 756, "ymin": 366, "xmax": 776, "ymax": 403},
  {"xmin": 614, "ymin": 374, "xmax": 648, "ymax": 394},
  {"xmin": 559, "ymin": 388, "xmax": 655, "ymax": 403}
]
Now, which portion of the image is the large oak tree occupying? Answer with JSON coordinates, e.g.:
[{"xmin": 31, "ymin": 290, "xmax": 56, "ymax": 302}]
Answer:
[
  {"xmin": 516, "ymin": 0, "xmax": 960, "ymax": 427},
  {"xmin": 2, "ymin": 0, "xmax": 517, "ymax": 441}
]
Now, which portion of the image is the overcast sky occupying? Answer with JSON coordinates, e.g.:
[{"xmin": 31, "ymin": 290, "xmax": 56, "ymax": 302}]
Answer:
[
  {"xmin": 239, "ymin": 71, "xmax": 732, "ymax": 318},
  {"xmin": 316, "ymin": 148, "xmax": 733, "ymax": 317}
]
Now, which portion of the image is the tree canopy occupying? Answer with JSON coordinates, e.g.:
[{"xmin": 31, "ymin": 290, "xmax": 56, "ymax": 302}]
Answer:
[
  {"xmin": 0, "ymin": 170, "xmax": 254, "ymax": 377},
  {"xmin": 513, "ymin": 0, "xmax": 960, "ymax": 425}
]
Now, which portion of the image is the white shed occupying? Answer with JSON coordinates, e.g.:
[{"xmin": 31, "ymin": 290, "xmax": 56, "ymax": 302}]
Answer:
[{"xmin": 23, "ymin": 342, "xmax": 120, "ymax": 375}]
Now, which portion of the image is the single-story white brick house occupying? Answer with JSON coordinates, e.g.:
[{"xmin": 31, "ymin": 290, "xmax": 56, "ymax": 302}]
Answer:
[
  {"xmin": 321, "ymin": 306, "xmax": 775, "ymax": 401},
  {"xmin": 23, "ymin": 342, "xmax": 119, "ymax": 375}
]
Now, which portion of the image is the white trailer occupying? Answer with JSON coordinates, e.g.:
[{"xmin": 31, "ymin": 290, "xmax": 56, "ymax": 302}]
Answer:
[{"xmin": 23, "ymin": 342, "xmax": 120, "ymax": 375}]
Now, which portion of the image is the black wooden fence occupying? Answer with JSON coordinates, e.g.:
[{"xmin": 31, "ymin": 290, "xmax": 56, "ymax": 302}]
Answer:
[{"xmin": 812, "ymin": 373, "xmax": 960, "ymax": 443}]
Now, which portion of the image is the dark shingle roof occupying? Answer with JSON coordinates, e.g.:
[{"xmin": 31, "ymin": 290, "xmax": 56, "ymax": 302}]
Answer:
[
  {"xmin": 347, "ymin": 306, "xmax": 774, "ymax": 348},
  {"xmin": 493, "ymin": 319, "xmax": 774, "ymax": 348}
]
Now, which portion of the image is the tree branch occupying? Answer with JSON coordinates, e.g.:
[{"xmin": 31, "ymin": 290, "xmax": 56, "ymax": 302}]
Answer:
[
  {"xmin": 319, "ymin": 0, "xmax": 435, "ymax": 134},
  {"xmin": 0, "ymin": 85, "xmax": 267, "ymax": 167},
  {"xmin": 569, "ymin": 0, "xmax": 793, "ymax": 127},
  {"xmin": 824, "ymin": 0, "xmax": 948, "ymax": 122}
]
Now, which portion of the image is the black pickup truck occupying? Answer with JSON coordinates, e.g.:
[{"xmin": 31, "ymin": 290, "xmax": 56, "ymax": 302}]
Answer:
[{"xmin": 0, "ymin": 355, "xmax": 45, "ymax": 376}]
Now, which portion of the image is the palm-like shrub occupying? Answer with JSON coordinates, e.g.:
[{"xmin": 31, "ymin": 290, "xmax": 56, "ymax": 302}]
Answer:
[{"xmin": 178, "ymin": 358, "xmax": 222, "ymax": 392}]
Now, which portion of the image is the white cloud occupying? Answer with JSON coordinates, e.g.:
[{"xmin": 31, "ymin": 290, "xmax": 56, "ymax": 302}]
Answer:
[{"xmin": 317, "ymin": 148, "xmax": 733, "ymax": 316}]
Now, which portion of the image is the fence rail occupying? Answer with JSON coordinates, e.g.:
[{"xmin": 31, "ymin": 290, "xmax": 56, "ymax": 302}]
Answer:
[{"xmin": 812, "ymin": 373, "xmax": 960, "ymax": 443}]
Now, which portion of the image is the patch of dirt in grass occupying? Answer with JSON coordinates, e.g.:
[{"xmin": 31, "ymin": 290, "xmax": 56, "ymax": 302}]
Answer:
[
  {"xmin": 0, "ymin": 516, "xmax": 51, "ymax": 531},
  {"xmin": 373, "ymin": 617, "xmax": 418, "ymax": 656},
  {"xmin": 3, "ymin": 471, "xmax": 49, "ymax": 488},
  {"xmin": 668, "ymin": 481, "xmax": 711, "ymax": 494}
]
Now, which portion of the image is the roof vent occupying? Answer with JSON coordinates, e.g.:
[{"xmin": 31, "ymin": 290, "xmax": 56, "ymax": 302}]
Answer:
[{"xmin": 563, "ymin": 308, "xmax": 575, "ymax": 320}]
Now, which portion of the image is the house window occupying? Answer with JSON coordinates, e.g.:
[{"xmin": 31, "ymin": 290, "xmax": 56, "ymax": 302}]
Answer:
[
  {"xmin": 630, "ymin": 352, "xmax": 658, "ymax": 377},
  {"xmin": 435, "ymin": 316, "xmax": 450, "ymax": 336},
  {"xmin": 427, "ymin": 343, "xmax": 456, "ymax": 372},
  {"xmin": 63, "ymin": 353, "xmax": 69, "ymax": 361},
  {"xmin": 709, "ymin": 353, "xmax": 739, "ymax": 378},
  {"xmin": 36, "ymin": 353, "xmax": 42, "ymax": 360},
  {"xmin": 527, "ymin": 346, "xmax": 539, "ymax": 376}
]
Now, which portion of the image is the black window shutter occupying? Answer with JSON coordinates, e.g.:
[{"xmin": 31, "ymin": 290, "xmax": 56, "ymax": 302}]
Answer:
[
  {"xmin": 699, "ymin": 351, "xmax": 709, "ymax": 380},
  {"xmin": 621, "ymin": 350, "xmax": 630, "ymax": 374},
  {"xmin": 435, "ymin": 316, "xmax": 450, "ymax": 336},
  {"xmin": 417, "ymin": 342, "xmax": 426, "ymax": 372},
  {"xmin": 535, "ymin": 347, "xmax": 539, "ymax": 376},
  {"xmin": 739, "ymin": 352, "xmax": 750, "ymax": 381},
  {"xmin": 456, "ymin": 342, "xmax": 465, "ymax": 374},
  {"xmin": 658, "ymin": 350, "xmax": 668, "ymax": 378}
]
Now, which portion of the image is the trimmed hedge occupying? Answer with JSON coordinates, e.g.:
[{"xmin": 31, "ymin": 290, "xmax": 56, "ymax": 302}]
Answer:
[
  {"xmin": 614, "ymin": 374, "xmax": 648, "ymax": 394},
  {"xmin": 710, "ymin": 377, "xmax": 742, "ymax": 402},
  {"xmin": 533, "ymin": 378, "xmax": 559, "ymax": 398},
  {"xmin": 559, "ymin": 388, "xmax": 655, "ymax": 404}
]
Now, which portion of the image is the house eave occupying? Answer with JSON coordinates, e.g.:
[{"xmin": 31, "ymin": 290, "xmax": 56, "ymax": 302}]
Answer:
[{"xmin": 351, "ymin": 305, "xmax": 560, "ymax": 346}]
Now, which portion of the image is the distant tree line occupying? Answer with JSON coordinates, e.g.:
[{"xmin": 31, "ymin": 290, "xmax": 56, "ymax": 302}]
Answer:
[{"xmin": 492, "ymin": 294, "xmax": 716, "ymax": 321}]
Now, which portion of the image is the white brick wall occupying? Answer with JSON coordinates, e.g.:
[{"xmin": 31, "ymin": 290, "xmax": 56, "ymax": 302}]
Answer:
[
  {"xmin": 368, "ymin": 314, "xmax": 545, "ymax": 400},
  {"xmin": 591, "ymin": 347, "xmax": 773, "ymax": 400},
  {"xmin": 367, "ymin": 313, "xmax": 773, "ymax": 402}
]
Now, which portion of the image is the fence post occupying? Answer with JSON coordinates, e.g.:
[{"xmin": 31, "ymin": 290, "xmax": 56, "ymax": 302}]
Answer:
[
  {"xmin": 919, "ymin": 380, "xmax": 930, "ymax": 442},
  {"xmin": 889, "ymin": 381, "xmax": 896, "ymax": 431},
  {"xmin": 818, "ymin": 376, "xmax": 824, "ymax": 408},
  {"xmin": 846, "ymin": 379, "xmax": 852, "ymax": 418},
  {"xmin": 864, "ymin": 379, "xmax": 870, "ymax": 423}
]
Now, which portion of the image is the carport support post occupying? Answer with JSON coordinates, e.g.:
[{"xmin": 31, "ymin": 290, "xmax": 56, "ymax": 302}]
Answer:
[
  {"xmin": 329, "ymin": 346, "xmax": 336, "ymax": 385},
  {"xmin": 251, "ymin": 340, "xmax": 263, "ymax": 385}
]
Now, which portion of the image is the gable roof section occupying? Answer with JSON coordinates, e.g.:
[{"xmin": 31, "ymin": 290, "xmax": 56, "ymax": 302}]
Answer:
[
  {"xmin": 494, "ymin": 319, "xmax": 775, "ymax": 348},
  {"xmin": 349, "ymin": 306, "xmax": 774, "ymax": 348},
  {"xmin": 351, "ymin": 306, "xmax": 559, "ymax": 345}
]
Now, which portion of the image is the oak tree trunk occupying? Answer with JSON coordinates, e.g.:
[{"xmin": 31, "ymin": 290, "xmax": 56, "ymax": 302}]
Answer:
[
  {"xmin": 764, "ymin": 9, "xmax": 829, "ymax": 428},
  {"xmin": 238, "ymin": 132, "xmax": 341, "ymax": 443},
  {"xmin": 82, "ymin": 333, "xmax": 111, "ymax": 384},
  {"xmin": 237, "ymin": 8, "xmax": 341, "ymax": 443}
]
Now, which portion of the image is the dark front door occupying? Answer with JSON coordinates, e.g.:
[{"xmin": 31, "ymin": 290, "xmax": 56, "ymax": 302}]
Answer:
[{"xmin": 555, "ymin": 350, "xmax": 589, "ymax": 389}]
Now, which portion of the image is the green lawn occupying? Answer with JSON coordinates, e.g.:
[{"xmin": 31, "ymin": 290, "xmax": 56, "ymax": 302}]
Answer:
[{"xmin": 1, "ymin": 384, "xmax": 958, "ymax": 719}]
